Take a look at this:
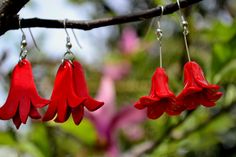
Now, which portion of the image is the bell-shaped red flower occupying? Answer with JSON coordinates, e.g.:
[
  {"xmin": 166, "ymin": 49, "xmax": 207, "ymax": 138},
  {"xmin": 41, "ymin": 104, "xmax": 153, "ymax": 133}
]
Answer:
[
  {"xmin": 0, "ymin": 59, "xmax": 49, "ymax": 129},
  {"xmin": 43, "ymin": 60, "xmax": 103, "ymax": 125},
  {"xmin": 43, "ymin": 60, "xmax": 85, "ymax": 123},
  {"xmin": 177, "ymin": 61, "xmax": 222, "ymax": 110},
  {"xmin": 71, "ymin": 60, "xmax": 104, "ymax": 125},
  {"xmin": 134, "ymin": 68, "xmax": 182, "ymax": 119}
]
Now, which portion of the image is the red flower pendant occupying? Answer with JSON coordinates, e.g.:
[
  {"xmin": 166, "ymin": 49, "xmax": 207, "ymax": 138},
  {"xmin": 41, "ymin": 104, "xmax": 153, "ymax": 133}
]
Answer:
[
  {"xmin": 134, "ymin": 68, "xmax": 182, "ymax": 119},
  {"xmin": 0, "ymin": 59, "xmax": 49, "ymax": 129},
  {"xmin": 43, "ymin": 60, "xmax": 103, "ymax": 125},
  {"xmin": 177, "ymin": 61, "xmax": 222, "ymax": 110}
]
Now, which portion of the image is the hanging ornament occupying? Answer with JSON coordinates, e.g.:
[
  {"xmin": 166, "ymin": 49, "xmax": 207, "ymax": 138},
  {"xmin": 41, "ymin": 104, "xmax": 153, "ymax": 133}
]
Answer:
[{"xmin": 0, "ymin": 21, "xmax": 49, "ymax": 129}]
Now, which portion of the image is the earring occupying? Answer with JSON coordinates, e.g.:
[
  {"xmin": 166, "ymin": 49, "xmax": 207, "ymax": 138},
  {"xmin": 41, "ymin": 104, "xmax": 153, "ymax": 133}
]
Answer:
[
  {"xmin": 176, "ymin": 0, "xmax": 222, "ymax": 110},
  {"xmin": 43, "ymin": 19, "xmax": 104, "ymax": 125},
  {"xmin": 0, "ymin": 19, "xmax": 49, "ymax": 129},
  {"xmin": 134, "ymin": 6, "xmax": 183, "ymax": 119}
]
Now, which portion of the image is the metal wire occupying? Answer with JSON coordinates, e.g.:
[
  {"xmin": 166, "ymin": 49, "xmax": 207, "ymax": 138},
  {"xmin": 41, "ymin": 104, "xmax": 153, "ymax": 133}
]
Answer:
[
  {"xmin": 176, "ymin": 0, "xmax": 191, "ymax": 61},
  {"xmin": 28, "ymin": 28, "xmax": 41, "ymax": 52},
  {"xmin": 156, "ymin": 6, "xmax": 164, "ymax": 68}
]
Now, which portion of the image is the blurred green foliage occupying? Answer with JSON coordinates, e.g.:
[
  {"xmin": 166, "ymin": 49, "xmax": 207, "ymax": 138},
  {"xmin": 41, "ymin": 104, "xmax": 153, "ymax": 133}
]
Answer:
[{"xmin": 1, "ymin": 0, "xmax": 236, "ymax": 157}]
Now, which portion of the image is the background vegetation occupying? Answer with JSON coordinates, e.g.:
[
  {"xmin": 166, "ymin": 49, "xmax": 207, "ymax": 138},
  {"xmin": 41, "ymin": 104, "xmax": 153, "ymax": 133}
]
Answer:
[{"xmin": 0, "ymin": 0, "xmax": 236, "ymax": 157}]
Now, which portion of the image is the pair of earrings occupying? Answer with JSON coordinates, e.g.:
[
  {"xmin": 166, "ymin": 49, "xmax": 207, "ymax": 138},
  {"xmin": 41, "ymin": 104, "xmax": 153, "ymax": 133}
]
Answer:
[
  {"xmin": 134, "ymin": 3, "xmax": 222, "ymax": 119},
  {"xmin": 0, "ymin": 19, "xmax": 104, "ymax": 129}
]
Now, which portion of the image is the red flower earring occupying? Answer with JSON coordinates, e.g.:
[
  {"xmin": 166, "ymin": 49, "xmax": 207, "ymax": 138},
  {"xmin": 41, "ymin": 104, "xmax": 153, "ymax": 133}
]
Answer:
[
  {"xmin": 176, "ymin": 1, "xmax": 222, "ymax": 110},
  {"xmin": 43, "ymin": 19, "xmax": 103, "ymax": 125},
  {"xmin": 0, "ymin": 23, "xmax": 49, "ymax": 129},
  {"xmin": 177, "ymin": 61, "xmax": 222, "ymax": 110},
  {"xmin": 134, "ymin": 8, "xmax": 182, "ymax": 119},
  {"xmin": 42, "ymin": 60, "xmax": 85, "ymax": 123}
]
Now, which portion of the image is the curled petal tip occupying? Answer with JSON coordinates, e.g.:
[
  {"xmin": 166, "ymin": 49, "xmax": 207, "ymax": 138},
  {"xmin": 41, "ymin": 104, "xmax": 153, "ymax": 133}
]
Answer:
[
  {"xmin": 72, "ymin": 105, "xmax": 84, "ymax": 125},
  {"xmin": 134, "ymin": 101, "xmax": 146, "ymax": 110},
  {"xmin": 147, "ymin": 106, "xmax": 164, "ymax": 119},
  {"xmin": 84, "ymin": 98, "xmax": 104, "ymax": 111},
  {"xmin": 13, "ymin": 114, "xmax": 22, "ymax": 129}
]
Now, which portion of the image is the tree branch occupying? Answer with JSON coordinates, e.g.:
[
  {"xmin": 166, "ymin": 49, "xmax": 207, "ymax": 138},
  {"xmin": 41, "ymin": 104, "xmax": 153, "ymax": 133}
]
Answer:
[
  {"xmin": 0, "ymin": 0, "xmax": 29, "ymax": 35},
  {"xmin": 0, "ymin": 0, "xmax": 202, "ymax": 35}
]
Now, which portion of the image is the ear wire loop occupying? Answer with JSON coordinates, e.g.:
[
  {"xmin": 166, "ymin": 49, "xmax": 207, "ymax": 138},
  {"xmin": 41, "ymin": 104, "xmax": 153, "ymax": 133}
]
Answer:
[
  {"xmin": 156, "ymin": 6, "xmax": 164, "ymax": 68},
  {"xmin": 177, "ymin": 0, "xmax": 191, "ymax": 61}
]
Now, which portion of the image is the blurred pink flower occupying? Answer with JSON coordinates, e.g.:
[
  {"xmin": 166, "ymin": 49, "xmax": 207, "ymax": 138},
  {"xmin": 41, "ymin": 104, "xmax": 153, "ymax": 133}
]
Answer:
[
  {"xmin": 86, "ymin": 62, "xmax": 145, "ymax": 157},
  {"xmin": 119, "ymin": 27, "xmax": 139, "ymax": 54}
]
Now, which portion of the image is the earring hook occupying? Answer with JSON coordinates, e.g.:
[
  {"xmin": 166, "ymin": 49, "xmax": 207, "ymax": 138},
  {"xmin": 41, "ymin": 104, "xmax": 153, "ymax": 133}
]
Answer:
[
  {"xmin": 63, "ymin": 19, "xmax": 74, "ymax": 61},
  {"xmin": 19, "ymin": 18, "xmax": 28, "ymax": 61},
  {"xmin": 156, "ymin": 5, "xmax": 164, "ymax": 68},
  {"xmin": 64, "ymin": 19, "xmax": 71, "ymax": 45},
  {"xmin": 28, "ymin": 28, "xmax": 41, "ymax": 52},
  {"xmin": 71, "ymin": 29, "xmax": 82, "ymax": 49},
  {"xmin": 176, "ymin": 0, "xmax": 191, "ymax": 61},
  {"xmin": 157, "ymin": 6, "xmax": 164, "ymax": 29},
  {"xmin": 19, "ymin": 19, "xmax": 26, "ymax": 39}
]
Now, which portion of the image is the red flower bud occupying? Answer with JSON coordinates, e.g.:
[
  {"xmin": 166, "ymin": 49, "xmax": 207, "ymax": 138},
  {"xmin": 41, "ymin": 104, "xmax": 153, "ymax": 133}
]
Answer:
[
  {"xmin": 0, "ymin": 59, "xmax": 49, "ymax": 129},
  {"xmin": 134, "ymin": 68, "xmax": 182, "ymax": 119},
  {"xmin": 177, "ymin": 61, "xmax": 222, "ymax": 110}
]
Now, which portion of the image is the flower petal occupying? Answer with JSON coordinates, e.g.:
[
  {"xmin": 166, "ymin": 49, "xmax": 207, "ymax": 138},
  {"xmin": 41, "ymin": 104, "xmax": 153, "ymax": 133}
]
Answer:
[
  {"xmin": 13, "ymin": 111, "xmax": 22, "ymax": 129},
  {"xmin": 84, "ymin": 98, "xmax": 104, "ymax": 111},
  {"xmin": 134, "ymin": 101, "xmax": 146, "ymax": 109},
  {"xmin": 0, "ymin": 98, "xmax": 19, "ymax": 120},
  {"xmin": 29, "ymin": 106, "xmax": 41, "ymax": 119},
  {"xmin": 42, "ymin": 100, "xmax": 58, "ymax": 121},
  {"xmin": 139, "ymin": 96, "xmax": 160, "ymax": 105},
  {"xmin": 31, "ymin": 95, "xmax": 50, "ymax": 108},
  {"xmin": 68, "ymin": 97, "xmax": 86, "ymax": 108},
  {"xmin": 152, "ymin": 68, "xmax": 175, "ymax": 98},
  {"xmin": 186, "ymin": 61, "xmax": 209, "ymax": 86},
  {"xmin": 54, "ymin": 101, "xmax": 68, "ymax": 123},
  {"xmin": 72, "ymin": 105, "xmax": 84, "ymax": 125},
  {"xmin": 72, "ymin": 60, "xmax": 90, "ymax": 97},
  {"xmin": 198, "ymin": 94, "xmax": 216, "ymax": 107},
  {"xmin": 19, "ymin": 96, "xmax": 31, "ymax": 124},
  {"xmin": 147, "ymin": 104, "xmax": 164, "ymax": 119}
]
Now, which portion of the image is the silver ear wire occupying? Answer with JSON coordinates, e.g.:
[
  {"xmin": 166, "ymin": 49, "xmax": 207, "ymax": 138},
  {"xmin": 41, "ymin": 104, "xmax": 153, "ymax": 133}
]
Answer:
[
  {"xmin": 63, "ymin": 19, "xmax": 74, "ymax": 62},
  {"xmin": 64, "ymin": 19, "xmax": 72, "ymax": 50},
  {"xmin": 28, "ymin": 28, "xmax": 41, "ymax": 52},
  {"xmin": 19, "ymin": 19, "xmax": 28, "ymax": 61},
  {"xmin": 156, "ymin": 6, "xmax": 164, "ymax": 68},
  {"xmin": 71, "ymin": 29, "xmax": 82, "ymax": 49},
  {"xmin": 176, "ymin": 0, "xmax": 191, "ymax": 61}
]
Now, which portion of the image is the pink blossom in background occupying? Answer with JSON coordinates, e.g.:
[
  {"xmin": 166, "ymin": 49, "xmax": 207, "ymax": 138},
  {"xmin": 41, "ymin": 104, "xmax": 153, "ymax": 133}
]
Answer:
[
  {"xmin": 86, "ymin": 62, "xmax": 146, "ymax": 157},
  {"xmin": 119, "ymin": 27, "xmax": 140, "ymax": 54}
]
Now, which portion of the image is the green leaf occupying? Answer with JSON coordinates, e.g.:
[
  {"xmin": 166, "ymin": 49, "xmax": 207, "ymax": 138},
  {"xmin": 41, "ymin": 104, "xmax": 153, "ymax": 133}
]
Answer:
[
  {"xmin": 203, "ymin": 21, "xmax": 236, "ymax": 43},
  {"xmin": 214, "ymin": 59, "xmax": 236, "ymax": 84},
  {"xmin": 60, "ymin": 118, "xmax": 97, "ymax": 146},
  {"xmin": 17, "ymin": 141, "xmax": 45, "ymax": 157},
  {"xmin": 0, "ymin": 132, "xmax": 16, "ymax": 146},
  {"xmin": 28, "ymin": 124, "xmax": 52, "ymax": 157}
]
